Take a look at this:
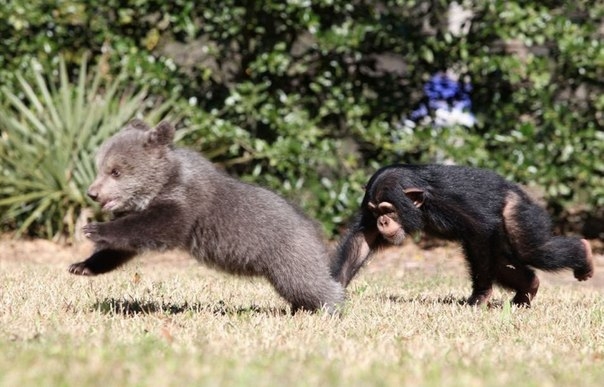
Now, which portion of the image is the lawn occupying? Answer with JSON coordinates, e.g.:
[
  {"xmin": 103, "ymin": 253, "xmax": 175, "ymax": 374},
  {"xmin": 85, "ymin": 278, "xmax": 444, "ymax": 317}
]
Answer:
[{"xmin": 1, "ymin": 238, "xmax": 603, "ymax": 387}]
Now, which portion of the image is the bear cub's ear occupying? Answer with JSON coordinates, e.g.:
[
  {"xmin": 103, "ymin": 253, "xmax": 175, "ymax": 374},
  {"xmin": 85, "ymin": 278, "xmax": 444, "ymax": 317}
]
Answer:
[
  {"xmin": 126, "ymin": 118, "xmax": 151, "ymax": 131},
  {"xmin": 146, "ymin": 121, "xmax": 175, "ymax": 147}
]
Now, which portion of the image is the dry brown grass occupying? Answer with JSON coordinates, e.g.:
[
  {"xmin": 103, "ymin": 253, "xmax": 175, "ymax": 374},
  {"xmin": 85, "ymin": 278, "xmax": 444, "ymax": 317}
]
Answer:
[{"xmin": 1, "ymin": 238, "xmax": 604, "ymax": 386}]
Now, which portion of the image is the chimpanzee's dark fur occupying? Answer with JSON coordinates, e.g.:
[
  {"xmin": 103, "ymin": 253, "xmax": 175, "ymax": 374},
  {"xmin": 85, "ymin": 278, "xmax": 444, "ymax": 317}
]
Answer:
[
  {"xmin": 68, "ymin": 119, "xmax": 344, "ymax": 313},
  {"xmin": 331, "ymin": 164, "xmax": 594, "ymax": 306}
]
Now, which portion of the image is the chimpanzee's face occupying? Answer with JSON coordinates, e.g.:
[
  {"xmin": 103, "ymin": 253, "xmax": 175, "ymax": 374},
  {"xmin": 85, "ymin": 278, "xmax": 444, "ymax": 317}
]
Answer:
[
  {"xmin": 366, "ymin": 201, "xmax": 406, "ymax": 244},
  {"xmin": 364, "ymin": 171, "xmax": 425, "ymax": 244}
]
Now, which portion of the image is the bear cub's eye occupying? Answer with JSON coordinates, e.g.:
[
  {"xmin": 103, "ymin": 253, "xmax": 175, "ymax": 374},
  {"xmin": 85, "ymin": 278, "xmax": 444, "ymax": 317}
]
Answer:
[{"xmin": 110, "ymin": 168, "xmax": 121, "ymax": 178}]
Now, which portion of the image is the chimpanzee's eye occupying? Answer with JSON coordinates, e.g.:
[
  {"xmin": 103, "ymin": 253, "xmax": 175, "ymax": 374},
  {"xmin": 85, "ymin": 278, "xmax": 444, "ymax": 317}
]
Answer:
[{"xmin": 110, "ymin": 168, "xmax": 121, "ymax": 178}]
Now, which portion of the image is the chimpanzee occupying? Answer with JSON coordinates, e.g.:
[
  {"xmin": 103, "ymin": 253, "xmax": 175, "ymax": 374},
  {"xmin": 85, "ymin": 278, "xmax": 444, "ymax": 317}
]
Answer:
[{"xmin": 331, "ymin": 164, "xmax": 594, "ymax": 306}]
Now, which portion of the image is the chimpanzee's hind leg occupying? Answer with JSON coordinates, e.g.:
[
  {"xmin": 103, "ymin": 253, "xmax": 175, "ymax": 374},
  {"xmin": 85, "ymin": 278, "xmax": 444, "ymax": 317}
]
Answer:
[{"xmin": 502, "ymin": 191, "xmax": 594, "ymax": 280}]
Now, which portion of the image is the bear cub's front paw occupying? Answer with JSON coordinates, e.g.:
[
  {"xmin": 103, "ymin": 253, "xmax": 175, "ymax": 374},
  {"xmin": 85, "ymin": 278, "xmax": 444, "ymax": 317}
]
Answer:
[
  {"xmin": 83, "ymin": 222, "xmax": 103, "ymax": 243},
  {"xmin": 68, "ymin": 261, "xmax": 95, "ymax": 276}
]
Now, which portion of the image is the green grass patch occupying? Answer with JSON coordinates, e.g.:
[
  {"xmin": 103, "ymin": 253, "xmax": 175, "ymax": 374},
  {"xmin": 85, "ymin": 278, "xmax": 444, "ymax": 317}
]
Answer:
[{"xmin": 1, "ymin": 254, "xmax": 604, "ymax": 386}]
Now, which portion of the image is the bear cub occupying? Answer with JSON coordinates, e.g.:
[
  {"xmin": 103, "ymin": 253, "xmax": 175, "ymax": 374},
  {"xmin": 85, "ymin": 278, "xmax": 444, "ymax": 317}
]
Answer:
[{"xmin": 69, "ymin": 119, "xmax": 344, "ymax": 313}]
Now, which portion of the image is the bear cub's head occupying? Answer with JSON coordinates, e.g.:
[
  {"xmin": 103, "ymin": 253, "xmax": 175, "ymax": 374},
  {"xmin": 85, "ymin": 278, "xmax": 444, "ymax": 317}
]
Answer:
[{"xmin": 87, "ymin": 119, "xmax": 176, "ymax": 213}]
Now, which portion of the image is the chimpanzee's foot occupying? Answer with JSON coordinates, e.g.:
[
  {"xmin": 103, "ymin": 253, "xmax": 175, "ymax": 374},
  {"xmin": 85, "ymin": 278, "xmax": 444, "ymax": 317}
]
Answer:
[
  {"xmin": 511, "ymin": 275, "xmax": 540, "ymax": 307},
  {"xmin": 574, "ymin": 239, "xmax": 594, "ymax": 281}
]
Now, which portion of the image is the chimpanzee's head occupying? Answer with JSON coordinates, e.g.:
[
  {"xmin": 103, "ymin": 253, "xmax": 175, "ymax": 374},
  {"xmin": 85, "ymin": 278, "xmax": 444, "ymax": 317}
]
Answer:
[{"xmin": 363, "ymin": 168, "xmax": 425, "ymax": 244}]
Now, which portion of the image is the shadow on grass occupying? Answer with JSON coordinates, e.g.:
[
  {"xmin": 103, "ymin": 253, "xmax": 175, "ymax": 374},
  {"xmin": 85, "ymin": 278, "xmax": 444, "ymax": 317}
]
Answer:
[
  {"xmin": 91, "ymin": 298, "xmax": 290, "ymax": 317},
  {"xmin": 383, "ymin": 294, "xmax": 505, "ymax": 308}
]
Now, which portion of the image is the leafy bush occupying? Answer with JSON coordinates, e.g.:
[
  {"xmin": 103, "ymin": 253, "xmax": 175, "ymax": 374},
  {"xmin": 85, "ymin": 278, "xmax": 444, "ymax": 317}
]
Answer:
[
  {"xmin": 0, "ymin": 1, "xmax": 602, "ymax": 239},
  {"xmin": 0, "ymin": 56, "xmax": 172, "ymax": 240}
]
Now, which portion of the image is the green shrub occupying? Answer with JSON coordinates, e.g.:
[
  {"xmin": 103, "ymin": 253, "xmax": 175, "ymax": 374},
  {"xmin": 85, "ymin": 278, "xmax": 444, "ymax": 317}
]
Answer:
[
  {"xmin": 0, "ymin": 56, "xmax": 173, "ymax": 240},
  {"xmin": 0, "ymin": 1, "xmax": 602, "ymax": 239}
]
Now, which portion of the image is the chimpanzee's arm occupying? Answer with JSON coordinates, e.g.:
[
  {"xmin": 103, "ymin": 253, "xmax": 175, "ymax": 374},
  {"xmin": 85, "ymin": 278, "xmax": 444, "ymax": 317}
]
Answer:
[{"xmin": 331, "ymin": 215, "xmax": 380, "ymax": 287}]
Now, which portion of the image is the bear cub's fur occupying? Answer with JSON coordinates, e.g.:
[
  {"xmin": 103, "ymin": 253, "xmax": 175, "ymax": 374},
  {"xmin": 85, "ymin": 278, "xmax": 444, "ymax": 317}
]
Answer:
[{"xmin": 68, "ymin": 119, "xmax": 344, "ymax": 312}]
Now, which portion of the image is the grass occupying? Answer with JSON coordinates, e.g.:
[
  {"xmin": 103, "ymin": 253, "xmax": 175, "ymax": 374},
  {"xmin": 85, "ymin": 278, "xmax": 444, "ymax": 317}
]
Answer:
[{"xmin": 1, "ymin": 242, "xmax": 603, "ymax": 387}]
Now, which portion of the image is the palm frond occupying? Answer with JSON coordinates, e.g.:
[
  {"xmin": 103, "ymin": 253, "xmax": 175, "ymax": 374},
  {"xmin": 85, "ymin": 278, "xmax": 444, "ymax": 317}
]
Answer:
[{"xmin": 0, "ymin": 55, "xmax": 174, "ymax": 240}]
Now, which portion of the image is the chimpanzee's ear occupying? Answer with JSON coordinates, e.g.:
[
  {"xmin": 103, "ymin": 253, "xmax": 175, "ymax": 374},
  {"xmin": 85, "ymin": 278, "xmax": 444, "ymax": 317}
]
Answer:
[
  {"xmin": 125, "ymin": 118, "xmax": 151, "ymax": 131},
  {"xmin": 146, "ymin": 121, "xmax": 175, "ymax": 147},
  {"xmin": 404, "ymin": 188, "xmax": 425, "ymax": 207}
]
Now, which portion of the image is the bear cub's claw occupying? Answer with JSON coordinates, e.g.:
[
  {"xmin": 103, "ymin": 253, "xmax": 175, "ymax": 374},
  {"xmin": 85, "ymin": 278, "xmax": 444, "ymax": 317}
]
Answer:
[
  {"xmin": 82, "ymin": 223, "xmax": 101, "ymax": 242},
  {"xmin": 68, "ymin": 261, "xmax": 95, "ymax": 276}
]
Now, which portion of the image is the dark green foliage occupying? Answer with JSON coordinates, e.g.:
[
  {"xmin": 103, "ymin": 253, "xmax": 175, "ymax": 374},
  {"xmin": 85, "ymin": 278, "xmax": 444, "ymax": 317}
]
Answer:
[{"xmin": 0, "ymin": 1, "xmax": 602, "ymax": 238}]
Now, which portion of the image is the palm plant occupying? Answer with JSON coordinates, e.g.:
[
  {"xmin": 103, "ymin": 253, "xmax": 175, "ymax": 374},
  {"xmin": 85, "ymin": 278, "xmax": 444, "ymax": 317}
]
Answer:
[{"xmin": 0, "ymin": 56, "xmax": 173, "ymax": 241}]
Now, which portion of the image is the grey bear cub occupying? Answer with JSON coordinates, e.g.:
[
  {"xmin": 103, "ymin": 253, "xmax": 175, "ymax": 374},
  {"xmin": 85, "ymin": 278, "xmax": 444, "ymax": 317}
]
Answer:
[{"xmin": 69, "ymin": 119, "xmax": 345, "ymax": 312}]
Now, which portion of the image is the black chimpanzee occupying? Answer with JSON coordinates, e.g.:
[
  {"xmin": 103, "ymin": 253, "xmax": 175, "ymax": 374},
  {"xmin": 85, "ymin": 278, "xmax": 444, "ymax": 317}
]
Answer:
[{"xmin": 331, "ymin": 164, "xmax": 594, "ymax": 306}]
